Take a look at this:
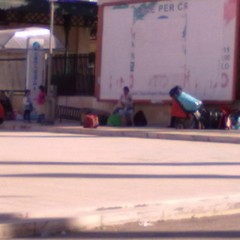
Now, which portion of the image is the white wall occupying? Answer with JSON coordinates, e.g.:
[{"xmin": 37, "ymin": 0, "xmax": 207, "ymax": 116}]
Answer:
[
  {"xmin": 57, "ymin": 96, "xmax": 171, "ymax": 126},
  {"xmin": 0, "ymin": 52, "xmax": 26, "ymax": 90},
  {"xmin": 98, "ymin": 0, "xmax": 238, "ymax": 101}
]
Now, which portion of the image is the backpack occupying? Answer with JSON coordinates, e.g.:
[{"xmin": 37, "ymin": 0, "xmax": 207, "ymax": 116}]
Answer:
[
  {"xmin": 201, "ymin": 109, "xmax": 223, "ymax": 129},
  {"xmin": 98, "ymin": 114, "xmax": 109, "ymax": 126},
  {"xmin": 133, "ymin": 110, "xmax": 147, "ymax": 126},
  {"xmin": 107, "ymin": 114, "xmax": 122, "ymax": 126},
  {"xmin": 83, "ymin": 114, "xmax": 99, "ymax": 128},
  {"xmin": 201, "ymin": 107, "xmax": 232, "ymax": 129}
]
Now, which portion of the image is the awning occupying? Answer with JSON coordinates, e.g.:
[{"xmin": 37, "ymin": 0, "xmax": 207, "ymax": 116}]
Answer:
[{"xmin": 0, "ymin": 27, "xmax": 63, "ymax": 50}]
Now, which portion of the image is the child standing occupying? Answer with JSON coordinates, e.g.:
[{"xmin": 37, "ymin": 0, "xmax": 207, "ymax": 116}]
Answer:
[{"xmin": 23, "ymin": 89, "xmax": 33, "ymax": 123}]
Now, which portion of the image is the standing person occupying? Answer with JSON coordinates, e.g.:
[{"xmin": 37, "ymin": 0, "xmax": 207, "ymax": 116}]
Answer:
[
  {"xmin": 0, "ymin": 91, "xmax": 13, "ymax": 120},
  {"xmin": 23, "ymin": 89, "xmax": 33, "ymax": 123},
  {"xmin": 117, "ymin": 86, "xmax": 134, "ymax": 126},
  {"xmin": 37, "ymin": 85, "xmax": 46, "ymax": 123},
  {"xmin": 168, "ymin": 98, "xmax": 189, "ymax": 128},
  {"xmin": 0, "ymin": 102, "xmax": 4, "ymax": 124}
]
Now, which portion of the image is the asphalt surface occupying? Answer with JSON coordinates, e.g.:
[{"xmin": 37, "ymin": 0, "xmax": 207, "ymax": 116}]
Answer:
[{"xmin": 0, "ymin": 120, "xmax": 240, "ymax": 238}]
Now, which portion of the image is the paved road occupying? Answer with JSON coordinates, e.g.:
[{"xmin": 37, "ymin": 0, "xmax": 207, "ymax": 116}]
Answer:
[{"xmin": 1, "ymin": 131, "xmax": 240, "ymax": 237}]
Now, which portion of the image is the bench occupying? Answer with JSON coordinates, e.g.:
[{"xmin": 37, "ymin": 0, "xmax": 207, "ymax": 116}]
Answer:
[{"xmin": 56, "ymin": 105, "xmax": 110, "ymax": 125}]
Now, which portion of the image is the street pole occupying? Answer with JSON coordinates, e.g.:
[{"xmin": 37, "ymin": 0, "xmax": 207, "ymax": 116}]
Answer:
[
  {"xmin": 47, "ymin": 0, "xmax": 56, "ymax": 123},
  {"xmin": 48, "ymin": 0, "xmax": 54, "ymax": 89},
  {"xmin": 49, "ymin": 0, "xmax": 54, "ymax": 57}
]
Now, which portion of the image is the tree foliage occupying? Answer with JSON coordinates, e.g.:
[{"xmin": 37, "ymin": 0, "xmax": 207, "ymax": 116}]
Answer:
[{"xmin": 2, "ymin": 0, "xmax": 97, "ymax": 17}]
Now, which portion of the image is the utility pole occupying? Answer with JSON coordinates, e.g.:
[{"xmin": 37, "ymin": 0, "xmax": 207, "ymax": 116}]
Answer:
[{"xmin": 46, "ymin": 0, "xmax": 57, "ymax": 123}]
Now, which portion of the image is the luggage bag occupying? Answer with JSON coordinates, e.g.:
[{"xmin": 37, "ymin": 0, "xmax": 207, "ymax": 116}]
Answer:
[
  {"xmin": 169, "ymin": 86, "xmax": 202, "ymax": 113},
  {"xmin": 83, "ymin": 114, "xmax": 99, "ymax": 128}
]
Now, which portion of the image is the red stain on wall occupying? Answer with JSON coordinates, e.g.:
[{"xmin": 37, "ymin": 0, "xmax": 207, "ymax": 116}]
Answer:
[{"xmin": 224, "ymin": 0, "xmax": 237, "ymax": 24}]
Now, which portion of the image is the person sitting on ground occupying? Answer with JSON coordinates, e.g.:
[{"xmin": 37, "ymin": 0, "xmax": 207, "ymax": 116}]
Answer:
[{"xmin": 114, "ymin": 86, "xmax": 134, "ymax": 126}]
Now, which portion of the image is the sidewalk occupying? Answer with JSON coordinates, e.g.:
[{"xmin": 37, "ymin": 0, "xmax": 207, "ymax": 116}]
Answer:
[
  {"xmin": 1, "ymin": 120, "xmax": 240, "ymax": 238},
  {"xmin": 1, "ymin": 120, "xmax": 240, "ymax": 144}
]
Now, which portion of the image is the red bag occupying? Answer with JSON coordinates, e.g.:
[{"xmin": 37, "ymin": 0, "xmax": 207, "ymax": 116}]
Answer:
[
  {"xmin": 83, "ymin": 114, "xmax": 99, "ymax": 128},
  {"xmin": 0, "ymin": 103, "xmax": 4, "ymax": 118}
]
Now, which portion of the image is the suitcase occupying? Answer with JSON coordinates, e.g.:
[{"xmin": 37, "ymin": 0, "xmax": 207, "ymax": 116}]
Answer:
[{"xmin": 83, "ymin": 114, "xmax": 99, "ymax": 128}]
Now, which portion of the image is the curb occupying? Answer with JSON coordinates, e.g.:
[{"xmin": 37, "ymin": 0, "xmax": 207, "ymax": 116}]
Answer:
[
  {"xmin": 1, "ymin": 122, "xmax": 240, "ymax": 144},
  {"xmin": 1, "ymin": 194, "xmax": 240, "ymax": 238}
]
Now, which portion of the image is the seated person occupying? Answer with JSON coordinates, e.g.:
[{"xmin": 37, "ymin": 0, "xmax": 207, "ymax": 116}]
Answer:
[{"xmin": 114, "ymin": 86, "xmax": 134, "ymax": 126}]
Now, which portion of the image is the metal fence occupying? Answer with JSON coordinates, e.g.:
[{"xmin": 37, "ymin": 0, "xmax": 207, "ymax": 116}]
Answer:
[{"xmin": 52, "ymin": 53, "xmax": 95, "ymax": 96}]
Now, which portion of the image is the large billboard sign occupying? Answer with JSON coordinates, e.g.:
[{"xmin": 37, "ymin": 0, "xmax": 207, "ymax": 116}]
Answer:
[{"xmin": 97, "ymin": 0, "xmax": 239, "ymax": 102}]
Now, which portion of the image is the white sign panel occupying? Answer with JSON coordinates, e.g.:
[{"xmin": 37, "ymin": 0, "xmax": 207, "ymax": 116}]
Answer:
[
  {"xmin": 26, "ymin": 38, "xmax": 45, "ymax": 102},
  {"xmin": 99, "ymin": 0, "xmax": 238, "ymax": 101}
]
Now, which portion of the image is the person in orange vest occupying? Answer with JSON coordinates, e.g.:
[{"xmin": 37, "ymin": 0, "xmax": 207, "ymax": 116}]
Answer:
[
  {"xmin": 0, "ymin": 102, "xmax": 4, "ymax": 124},
  {"xmin": 168, "ymin": 98, "xmax": 188, "ymax": 128}
]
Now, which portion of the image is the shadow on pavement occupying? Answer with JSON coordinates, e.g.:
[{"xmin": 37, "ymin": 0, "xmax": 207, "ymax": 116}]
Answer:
[
  {"xmin": 51, "ymin": 230, "xmax": 240, "ymax": 239},
  {"xmin": 1, "ymin": 214, "xmax": 240, "ymax": 239},
  {"xmin": 1, "ymin": 173, "xmax": 240, "ymax": 179},
  {"xmin": 0, "ymin": 161, "xmax": 240, "ymax": 166},
  {"xmin": 0, "ymin": 134, "xmax": 104, "ymax": 138}
]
